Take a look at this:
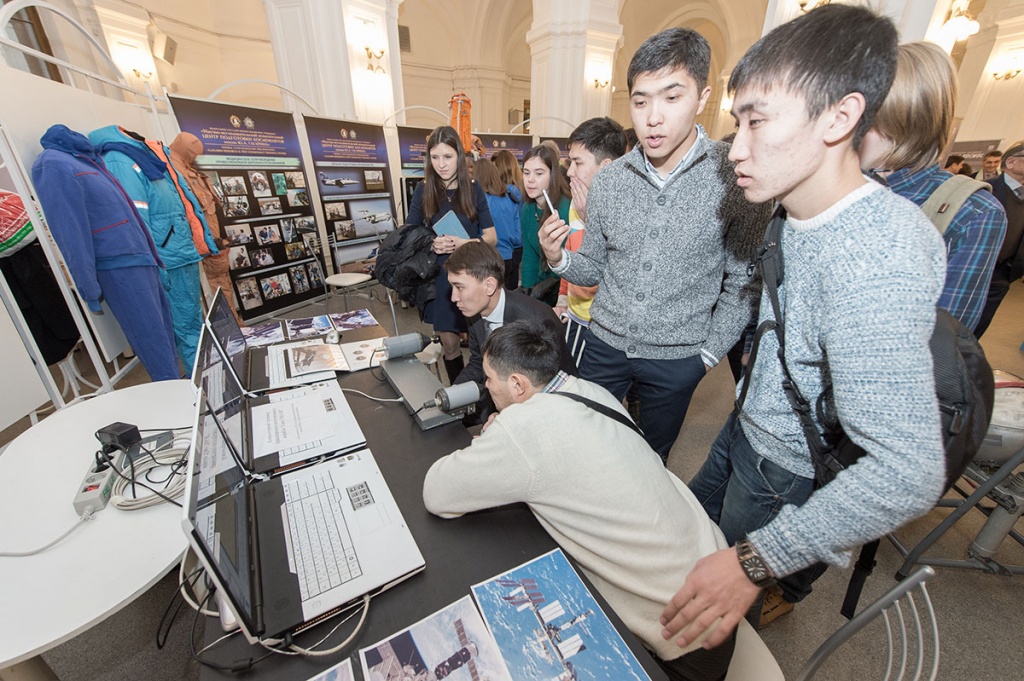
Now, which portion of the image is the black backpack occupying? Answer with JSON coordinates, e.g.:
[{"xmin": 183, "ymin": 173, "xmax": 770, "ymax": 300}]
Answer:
[{"xmin": 742, "ymin": 207, "xmax": 995, "ymax": 617}]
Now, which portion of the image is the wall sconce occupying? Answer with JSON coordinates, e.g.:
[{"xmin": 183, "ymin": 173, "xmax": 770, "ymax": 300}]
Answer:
[
  {"xmin": 942, "ymin": 0, "xmax": 980, "ymax": 43},
  {"xmin": 993, "ymin": 68, "xmax": 1021, "ymax": 80},
  {"xmin": 365, "ymin": 47, "xmax": 385, "ymax": 74},
  {"xmin": 593, "ymin": 78, "xmax": 609, "ymax": 89},
  {"xmin": 798, "ymin": 0, "xmax": 829, "ymax": 12},
  {"xmin": 131, "ymin": 68, "xmax": 152, "ymax": 80}
]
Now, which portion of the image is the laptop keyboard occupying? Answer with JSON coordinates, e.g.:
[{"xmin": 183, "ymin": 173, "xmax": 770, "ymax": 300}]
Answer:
[{"xmin": 283, "ymin": 471, "xmax": 362, "ymax": 600}]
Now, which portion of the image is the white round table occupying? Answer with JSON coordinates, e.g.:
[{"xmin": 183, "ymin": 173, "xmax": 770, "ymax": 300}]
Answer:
[{"xmin": 0, "ymin": 380, "xmax": 194, "ymax": 670}]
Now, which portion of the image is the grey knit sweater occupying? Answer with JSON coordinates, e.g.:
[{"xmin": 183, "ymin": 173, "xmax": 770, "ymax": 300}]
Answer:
[
  {"xmin": 741, "ymin": 182, "xmax": 948, "ymax": 577},
  {"xmin": 552, "ymin": 135, "xmax": 770, "ymax": 363}
]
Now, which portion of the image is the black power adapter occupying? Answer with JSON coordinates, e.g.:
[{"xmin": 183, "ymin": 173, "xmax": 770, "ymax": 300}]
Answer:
[{"xmin": 95, "ymin": 422, "xmax": 142, "ymax": 453}]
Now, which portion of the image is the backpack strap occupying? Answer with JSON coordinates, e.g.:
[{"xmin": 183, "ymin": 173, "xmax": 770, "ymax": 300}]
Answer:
[
  {"xmin": 919, "ymin": 174, "xmax": 990, "ymax": 235},
  {"xmin": 741, "ymin": 208, "xmax": 840, "ymax": 483},
  {"xmin": 553, "ymin": 392, "xmax": 644, "ymax": 438}
]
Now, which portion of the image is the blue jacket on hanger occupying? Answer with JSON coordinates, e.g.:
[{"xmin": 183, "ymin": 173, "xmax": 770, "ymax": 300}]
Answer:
[
  {"xmin": 32, "ymin": 124, "xmax": 181, "ymax": 381},
  {"xmin": 32, "ymin": 124, "xmax": 161, "ymax": 311},
  {"xmin": 88, "ymin": 125, "xmax": 217, "ymax": 269}
]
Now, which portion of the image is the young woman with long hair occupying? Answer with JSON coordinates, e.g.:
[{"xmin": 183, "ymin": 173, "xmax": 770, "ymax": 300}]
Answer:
[
  {"xmin": 406, "ymin": 125, "xmax": 496, "ymax": 383},
  {"xmin": 520, "ymin": 144, "xmax": 570, "ymax": 301}
]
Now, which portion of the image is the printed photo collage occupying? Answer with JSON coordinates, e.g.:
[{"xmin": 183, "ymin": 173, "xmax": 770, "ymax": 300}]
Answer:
[
  {"xmin": 211, "ymin": 168, "xmax": 325, "ymax": 313},
  {"xmin": 315, "ymin": 164, "xmax": 397, "ymax": 245}
]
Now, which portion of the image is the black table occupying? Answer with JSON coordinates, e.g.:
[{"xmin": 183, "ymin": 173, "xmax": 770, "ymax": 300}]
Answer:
[{"xmin": 198, "ymin": 366, "xmax": 669, "ymax": 680}]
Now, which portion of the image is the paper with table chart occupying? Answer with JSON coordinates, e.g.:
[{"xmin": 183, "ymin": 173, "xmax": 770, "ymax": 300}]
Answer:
[{"xmin": 249, "ymin": 394, "xmax": 333, "ymax": 459}]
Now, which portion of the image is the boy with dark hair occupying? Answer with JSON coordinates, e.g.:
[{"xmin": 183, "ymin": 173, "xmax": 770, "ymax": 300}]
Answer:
[
  {"xmin": 444, "ymin": 240, "xmax": 575, "ymax": 392},
  {"xmin": 540, "ymin": 28, "xmax": 769, "ymax": 462},
  {"xmin": 425, "ymin": 320, "xmax": 733, "ymax": 681},
  {"xmin": 556, "ymin": 117, "xmax": 628, "ymax": 364},
  {"xmin": 661, "ymin": 4, "xmax": 947, "ymax": 648}
]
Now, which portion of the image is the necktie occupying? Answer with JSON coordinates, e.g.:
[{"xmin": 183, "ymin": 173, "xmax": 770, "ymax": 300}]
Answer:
[{"xmin": 1014, "ymin": 186, "xmax": 1024, "ymax": 202}]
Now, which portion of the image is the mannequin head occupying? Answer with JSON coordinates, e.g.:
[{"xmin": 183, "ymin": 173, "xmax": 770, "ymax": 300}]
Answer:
[{"xmin": 170, "ymin": 132, "xmax": 204, "ymax": 164}]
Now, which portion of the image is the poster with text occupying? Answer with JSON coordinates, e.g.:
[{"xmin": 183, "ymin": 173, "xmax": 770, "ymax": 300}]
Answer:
[
  {"xmin": 170, "ymin": 95, "xmax": 324, "ymax": 321},
  {"xmin": 396, "ymin": 125, "xmax": 434, "ymax": 175},
  {"xmin": 304, "ymin": 116, "xmax": 398, "ymax": 274}
]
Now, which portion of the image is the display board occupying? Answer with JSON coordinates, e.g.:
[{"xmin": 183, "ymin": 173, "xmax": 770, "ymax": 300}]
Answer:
[
  {"xmin": 539, "ymin": 136, "xmax": 570, "ymax": 161},
  {"xmin": 949, "ymin": 139, "xmax": 1003, "ymax": 168},
  {"xmin": 169, "ymin": 95, "xmax": 324, "ymax": 321},
  {"xmin": 475, "ymin": 133, "xmax": 533, "ymax": 160},
  {"xmin": 396, "ymin": 125, "xmax": 432, "ymax": 176},
  {"xmin": 302, "ymin": 116, "xmax": 398, "ymax": 274}
]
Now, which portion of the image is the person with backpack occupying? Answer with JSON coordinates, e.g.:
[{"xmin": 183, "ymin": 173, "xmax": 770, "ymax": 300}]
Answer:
[
  {"xmin": 740, "ymin": 40, "xmax": 1008, "ymax": 629},
  {"xmin": 660, "ymin": 6, "xmax": 950, "ymax": 652},
  {"xmin": 859, "ymin": 41, "xmax": 1006, "ymax": 335}
]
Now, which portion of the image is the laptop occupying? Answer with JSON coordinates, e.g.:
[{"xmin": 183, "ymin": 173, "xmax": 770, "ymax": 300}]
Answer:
[
  {"xmin": 182, "ymin": 387, "xmax": 425, "ymax": 644},
  {"xmin": 206, "ymin": 288, "xmax": 334, "ymax": 393},
  {"xmin": 197, "ymin": 322, "xmax": 367, "ymax": 477}
]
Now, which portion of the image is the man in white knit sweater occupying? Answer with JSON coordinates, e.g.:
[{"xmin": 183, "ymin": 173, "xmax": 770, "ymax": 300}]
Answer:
[
  {"xmin": 662, "ymin": 4, "xmax": 947, "ymax": 652},
  {"xmin": 423, "ymin": 320, "xmax": 732, "ymax": 681}
]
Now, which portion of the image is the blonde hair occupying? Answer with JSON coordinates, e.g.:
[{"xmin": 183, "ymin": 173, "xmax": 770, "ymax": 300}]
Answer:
[{"xmin": 873, "ymin": 41, "xmax": 958, "ymax": 173}]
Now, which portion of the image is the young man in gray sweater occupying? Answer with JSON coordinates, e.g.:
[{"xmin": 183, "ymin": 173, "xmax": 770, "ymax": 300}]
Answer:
[
  {"xmin": 539, "ymin": 28, "xmax": 770, "ymax": 462},
  {"xmin": 660, "ymin": 4, "xmax": 947, "ymax": 651}
]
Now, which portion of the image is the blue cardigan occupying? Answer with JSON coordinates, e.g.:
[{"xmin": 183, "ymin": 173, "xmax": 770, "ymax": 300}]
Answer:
[{"xmin": 32, "ymin": 125, "xmax": 162, "ymax": 312}]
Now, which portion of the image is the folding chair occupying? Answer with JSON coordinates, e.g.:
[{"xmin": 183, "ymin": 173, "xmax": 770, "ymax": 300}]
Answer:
[
  {"xmin": 795, "ymin": 566, "xmax": 939, "ymax": 681},
  {"xmin": 727, "ymin": 566, "xmax": 938, "ymax": 681}
]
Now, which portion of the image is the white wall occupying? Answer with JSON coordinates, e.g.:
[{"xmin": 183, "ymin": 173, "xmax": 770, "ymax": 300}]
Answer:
[
  {"xmin": 955, "ymin": 0, "xmax": 1024, "ymax": 147},
  {"xmin": 92, "ymin": 0, "xmax": 279, "ymax": 110}
]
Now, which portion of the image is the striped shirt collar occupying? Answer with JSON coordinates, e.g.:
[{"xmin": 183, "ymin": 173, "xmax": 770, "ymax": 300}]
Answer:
[
  {"xmin": 542, "ymin": 371, "xmax": 571, "ymax": 394},
  {"xmin": 641, "ymin": 124, "xmax": 707, "ymax": 189}
]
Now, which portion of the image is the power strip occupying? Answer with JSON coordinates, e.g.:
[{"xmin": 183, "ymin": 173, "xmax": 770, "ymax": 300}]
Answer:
[{"xmin": 73, "ymin": 450, "xmax": 119, "ymax": 516}]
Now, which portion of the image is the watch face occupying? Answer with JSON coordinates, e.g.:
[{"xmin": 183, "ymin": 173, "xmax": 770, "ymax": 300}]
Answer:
[{"xmin": 741, "ymin": 556, "xmax": 772, "ymax": 585}]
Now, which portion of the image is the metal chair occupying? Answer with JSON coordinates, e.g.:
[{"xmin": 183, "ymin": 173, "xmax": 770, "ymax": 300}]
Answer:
[
  {"xmin": 323, "ymin": 271, "xmax": 400, "ymax": 335},
  {"xmin": 795, "ymin": 566, "xmax": 939, "ymax": 681},
  {"xmin": 888, "ymin": 379, "xmax": 1024, "ymax": 578},
  {"xmin": 726, "ymin": 566, "xmax": 938, "ymax": 681},
  {"xmin": 321, "ymin": 233, "xmax": 399, "ymax": 335}
]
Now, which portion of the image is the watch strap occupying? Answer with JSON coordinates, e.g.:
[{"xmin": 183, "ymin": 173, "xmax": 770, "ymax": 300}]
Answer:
[{"xmin": 736, "ymin": 538, "xmax": 775, "ymax": 588}]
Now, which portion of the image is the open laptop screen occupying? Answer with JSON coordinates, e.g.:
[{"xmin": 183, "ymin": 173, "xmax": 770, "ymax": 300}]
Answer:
[
  {"xmin": 188, "ymin": 390, "xmax": 257, "ymax": 632},
  {"xmin": 201, "ymin": 326, "xmax": 248, "ymax": 460},
  {"xmin": 207, "ymin": 288, "xmax": 248, "ymax": 388}
]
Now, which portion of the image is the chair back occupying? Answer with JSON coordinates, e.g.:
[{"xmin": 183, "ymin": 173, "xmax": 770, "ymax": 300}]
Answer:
[{"xmin": 795, "ymin": 566, "xmax": 939, "ymax": 681}]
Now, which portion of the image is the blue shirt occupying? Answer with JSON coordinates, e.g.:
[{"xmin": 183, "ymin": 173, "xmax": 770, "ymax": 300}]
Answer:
[{"xmin": 886, "ymin": 165, "xmax": 1007, "ymax": 333}]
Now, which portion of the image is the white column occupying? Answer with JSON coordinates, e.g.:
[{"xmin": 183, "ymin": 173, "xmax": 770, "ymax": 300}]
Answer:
[
  {"xmin": 526, "ymin": 0, "xmax": 623, "ymax": 137},
  {"xmin": 264, "ymin": 0, "xmax": 402, "ymax": 122},
  {"xmin": 883, "ymin": 0, "xmax": 950, "ymax": 42},
  {"xmin": 710, "ymin": 72, "xmax": 734, "ymax": 141}
]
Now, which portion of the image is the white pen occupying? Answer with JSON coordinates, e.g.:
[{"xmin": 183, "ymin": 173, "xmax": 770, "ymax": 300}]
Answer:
[{"xmin": 542, "ymin": 188, "xmax": 557, "ymax": 216}]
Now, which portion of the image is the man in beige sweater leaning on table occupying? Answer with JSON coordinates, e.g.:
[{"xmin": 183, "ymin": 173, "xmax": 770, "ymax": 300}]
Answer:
[{"xmin": 422, "ymin": 320, "xmax": 731, "ymax": 681}]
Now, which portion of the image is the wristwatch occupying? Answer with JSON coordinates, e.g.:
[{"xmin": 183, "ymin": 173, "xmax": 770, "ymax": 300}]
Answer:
[{"xmin": 736, "ymin": 538, "xmax": 775, "ymax": 588}]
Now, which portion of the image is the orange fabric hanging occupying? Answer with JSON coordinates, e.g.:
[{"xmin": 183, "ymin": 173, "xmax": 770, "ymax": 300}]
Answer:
[
  {"xmin": 448, "ymin": 92, "xmax": 473, "ymax": 153},
  {"xmin": 145, "ymin": 140, "xmax": 211, "ymax": 256}
]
